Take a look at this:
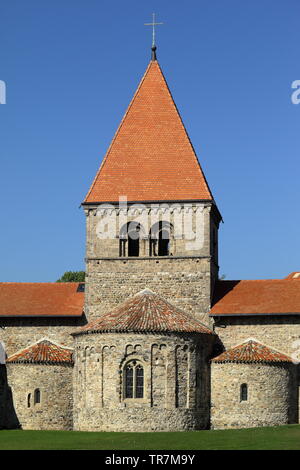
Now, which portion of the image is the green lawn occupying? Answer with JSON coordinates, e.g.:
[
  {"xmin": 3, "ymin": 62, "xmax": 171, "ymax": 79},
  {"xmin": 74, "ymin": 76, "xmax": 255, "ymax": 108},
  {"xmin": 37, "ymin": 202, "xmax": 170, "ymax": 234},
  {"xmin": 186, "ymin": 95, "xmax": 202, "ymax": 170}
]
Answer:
[{"xmin": 0, "ymin": 425, "xmax": 300, "ymax": 450}]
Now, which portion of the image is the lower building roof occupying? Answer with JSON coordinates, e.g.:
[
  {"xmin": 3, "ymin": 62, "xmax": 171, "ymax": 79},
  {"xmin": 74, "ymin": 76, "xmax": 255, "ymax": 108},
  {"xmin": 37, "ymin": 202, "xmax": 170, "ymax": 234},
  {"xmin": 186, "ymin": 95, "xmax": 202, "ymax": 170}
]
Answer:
[
  {"xmin": 0, "ymin": 282, "xmax": 84, "ymax": 317},
  {"xmin": 210, "ymin": 274, "xmax": 300, "ymax": 316},
  {"xmin": 211, "ymin": 339, "xmax": 293, "ymax": 364},
  {"xmin": 6, "ymin": 339, "xmax": 74, "ymax": 364}
]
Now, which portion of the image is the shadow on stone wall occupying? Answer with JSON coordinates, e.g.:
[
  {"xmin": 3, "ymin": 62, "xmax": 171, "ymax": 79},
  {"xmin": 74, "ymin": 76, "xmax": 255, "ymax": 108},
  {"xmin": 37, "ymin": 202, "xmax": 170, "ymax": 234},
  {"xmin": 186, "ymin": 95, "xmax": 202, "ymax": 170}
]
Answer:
[
  {"xmin": 210, "ymin": 334, "xmax": 225, "ymax": 360},
  {"xmin": 0, "ymin": 365, "xmax": 20, "ymax": 429}
]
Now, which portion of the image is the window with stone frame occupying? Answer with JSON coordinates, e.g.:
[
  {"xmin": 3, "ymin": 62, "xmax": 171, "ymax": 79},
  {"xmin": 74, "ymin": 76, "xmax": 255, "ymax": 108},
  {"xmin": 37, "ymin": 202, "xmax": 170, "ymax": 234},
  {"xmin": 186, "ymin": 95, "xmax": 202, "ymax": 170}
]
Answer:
[
  {"xmin": 124, "ymin": 360, "xmax": 144, "ymax": 399},
  {"xmin": 240, "ymin": 383, "xmax": 248, "ymax": 402},
  {"xmin": 34, "ymin": 388, "xmax": 41, "ymax": 405},
  {"xmin": 119, "ymin": 222, "xmax": 142, "ymax": 257},
  {"xmin": 149, "ymin": 221, "xmax": 171, "ymax": 257}
]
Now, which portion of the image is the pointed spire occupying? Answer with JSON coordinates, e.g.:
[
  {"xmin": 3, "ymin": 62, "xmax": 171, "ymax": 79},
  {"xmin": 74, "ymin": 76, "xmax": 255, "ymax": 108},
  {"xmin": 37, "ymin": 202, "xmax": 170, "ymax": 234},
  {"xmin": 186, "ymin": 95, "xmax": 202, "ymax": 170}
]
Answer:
[{"xmin": 84, "ymin": 59, "xmax": 213, "ymax": 203}]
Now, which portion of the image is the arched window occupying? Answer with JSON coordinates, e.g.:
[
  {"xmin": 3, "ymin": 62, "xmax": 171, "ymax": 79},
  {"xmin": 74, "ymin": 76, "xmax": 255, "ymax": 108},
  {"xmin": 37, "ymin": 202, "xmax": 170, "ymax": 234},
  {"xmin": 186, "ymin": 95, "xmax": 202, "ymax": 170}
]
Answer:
[
  {"xmin": 149, "ymin": 221, "xmax": 171, "ymax": 256},
  {"xmin": 240, "ymin": 383, "xmax": 248, "ymax": 402},
  {"xmin": 128, "ymin": 224, "xmax": 140, "ymax": 257},
  {"xmin": 158, "ymin": 226, "xmax": 169, "ymax": 256},
  {"xmin": 119, "ymin": 222, "xmax": 142, "ymax": 257},
  {"xmin": 34, "ymin": 388, "xmax": 41, "ymax": 405},
  {"xmin": 124, "ymin": 361, "xmax": 144, "ymax": 399}
]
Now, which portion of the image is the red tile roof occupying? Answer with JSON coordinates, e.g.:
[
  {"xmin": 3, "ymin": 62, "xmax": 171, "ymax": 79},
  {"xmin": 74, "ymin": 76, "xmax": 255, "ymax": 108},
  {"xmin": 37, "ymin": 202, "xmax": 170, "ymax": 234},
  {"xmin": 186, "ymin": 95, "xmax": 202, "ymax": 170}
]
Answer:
[
  {"xmin": 210, "ymin": 276, "xmax": 300, "ymax": 316},
  {"xmin": 72, "ymin": 289, "xmax": 214, "ymax": 336},
  {"xmin": 0, "ymin": 283, "xmax": 84, "ymax": 317},
  {"xmin": 84, "ymin": 60, "xmax": 213, "ymax": 203},
  {"xmin": 7, "ymin": 339, "xmax": 74, "ymax": 364},
  {"xmin": 212, "ymin": 339, "xmax": 293, "ymax": 363}
]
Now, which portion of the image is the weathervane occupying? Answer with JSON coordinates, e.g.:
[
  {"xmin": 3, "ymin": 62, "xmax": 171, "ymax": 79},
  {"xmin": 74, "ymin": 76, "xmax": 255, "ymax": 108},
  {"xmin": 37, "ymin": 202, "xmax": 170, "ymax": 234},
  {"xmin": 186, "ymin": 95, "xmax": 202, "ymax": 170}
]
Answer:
[{"xmin": 144, "ymin": 13, "xmax": 163, "ymax": 59}]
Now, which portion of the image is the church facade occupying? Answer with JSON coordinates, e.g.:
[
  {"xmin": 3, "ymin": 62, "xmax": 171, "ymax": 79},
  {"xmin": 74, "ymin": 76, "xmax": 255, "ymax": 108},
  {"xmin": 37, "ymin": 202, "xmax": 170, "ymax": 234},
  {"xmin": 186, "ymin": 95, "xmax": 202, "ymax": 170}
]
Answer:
[{"xmin": 0, "ymin": 47, "xmax": 299, "ymax": 432}]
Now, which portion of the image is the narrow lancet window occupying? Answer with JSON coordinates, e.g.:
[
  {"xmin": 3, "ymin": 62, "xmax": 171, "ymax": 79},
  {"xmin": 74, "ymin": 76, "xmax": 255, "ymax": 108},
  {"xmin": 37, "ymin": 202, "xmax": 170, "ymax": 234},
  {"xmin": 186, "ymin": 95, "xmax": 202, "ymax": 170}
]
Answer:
[
  {"xmin": 240, "ymin": 383, "xmax": 248, "ymax": 402},
  {"xmin": 34, "ymin": 388, "xmax": 41, "ymax": 404},
  {"xmin": 125, "ymin": 364, "xmax": 134, "ymax": 398},
  {"xmin": 135, "ymin": 365, "xmax": 144, "ymax": 398}
]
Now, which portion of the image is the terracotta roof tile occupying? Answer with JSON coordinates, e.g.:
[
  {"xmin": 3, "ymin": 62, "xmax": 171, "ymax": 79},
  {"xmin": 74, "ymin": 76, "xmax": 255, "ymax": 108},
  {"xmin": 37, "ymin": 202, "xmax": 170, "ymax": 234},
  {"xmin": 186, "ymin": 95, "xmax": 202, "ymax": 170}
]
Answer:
[
  {"xmin": 0, "ymin": 283, "xmax": 84, "ymax": 317},
  {"xmin": 212, "ymin": 339, "xmax": 293, "ymax": 363},
  {"xmin": 84, "ymin": 60, "xmax": 213, "ymax": 203},
  {"xmin": 210, "ymin": 275, "xmax": 300, "ymax": 316},
  {"xmin": 72, "ymin": 289, "xmax": 214, "ymax": 336},
  {"xmin": 7, "ymin": 340, "xmax": 74, "ymax": 364}
]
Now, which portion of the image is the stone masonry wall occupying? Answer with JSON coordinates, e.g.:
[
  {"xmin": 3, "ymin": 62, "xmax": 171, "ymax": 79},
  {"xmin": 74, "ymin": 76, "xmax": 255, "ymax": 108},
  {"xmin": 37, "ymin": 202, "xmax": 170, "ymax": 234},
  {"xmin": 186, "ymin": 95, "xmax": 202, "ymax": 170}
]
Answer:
[
  {"xmin": 85, "ymin": 257, "xmax": 213, "ymax": 326},
  {"xmin": 211, "ymin": 362, "xmax": 298, "ymax": 429},
  {"xmin": 83, "ymin": 201, "xmax": 220, "ymax": 327},
  {"xmin": 84, "ymin": 203, "xmax": 214, "ymax": 259},
  {"xmin": 212, "ymin": 316, "xmax": 300, "ymax": 426},
  {"xmin": 213, "ymin": 315, "xmax": 300, "ymax": 358},
  {"xmin": 73, "ymin": 332, "xmax": 215, "ymax": 432},
  {"xmin": 6, "ymin": 363, "xmax": 74, "ymax": 430},
  {"xmin": 0, "ymin": 317, "xmax": 86, "ymax": 359}
]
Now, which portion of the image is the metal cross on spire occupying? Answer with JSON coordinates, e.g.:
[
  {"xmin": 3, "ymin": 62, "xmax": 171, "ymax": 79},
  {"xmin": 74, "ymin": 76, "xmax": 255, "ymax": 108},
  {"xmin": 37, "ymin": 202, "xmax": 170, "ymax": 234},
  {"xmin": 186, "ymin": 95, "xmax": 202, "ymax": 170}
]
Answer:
[{"xmin": 144, "ymin": 13, "xmax": 163, "ymax": 59}]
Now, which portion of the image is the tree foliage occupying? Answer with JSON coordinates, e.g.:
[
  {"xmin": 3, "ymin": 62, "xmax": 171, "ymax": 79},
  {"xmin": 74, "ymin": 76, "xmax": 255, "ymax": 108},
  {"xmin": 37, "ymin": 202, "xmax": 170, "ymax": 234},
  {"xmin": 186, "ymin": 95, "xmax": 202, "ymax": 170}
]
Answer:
[{"xmin": 56, "ymin": 271, "xmax": 85, "ymax": 283}]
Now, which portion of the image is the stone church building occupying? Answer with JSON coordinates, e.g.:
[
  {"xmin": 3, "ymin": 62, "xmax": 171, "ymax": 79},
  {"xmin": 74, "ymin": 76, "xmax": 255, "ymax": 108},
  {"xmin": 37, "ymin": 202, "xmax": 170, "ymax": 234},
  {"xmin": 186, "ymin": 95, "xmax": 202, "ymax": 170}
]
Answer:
[{"xmin": 0, "ymin": 46, "xmax": 299, "ymax": 432}]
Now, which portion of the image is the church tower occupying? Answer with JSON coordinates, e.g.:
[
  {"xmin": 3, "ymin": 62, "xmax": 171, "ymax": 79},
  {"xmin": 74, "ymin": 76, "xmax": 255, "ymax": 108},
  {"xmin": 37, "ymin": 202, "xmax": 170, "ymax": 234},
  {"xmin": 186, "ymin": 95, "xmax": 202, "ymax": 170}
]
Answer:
[{"xmin": 82, "ymin": 46, "xmax": 222, "ymax": 325}]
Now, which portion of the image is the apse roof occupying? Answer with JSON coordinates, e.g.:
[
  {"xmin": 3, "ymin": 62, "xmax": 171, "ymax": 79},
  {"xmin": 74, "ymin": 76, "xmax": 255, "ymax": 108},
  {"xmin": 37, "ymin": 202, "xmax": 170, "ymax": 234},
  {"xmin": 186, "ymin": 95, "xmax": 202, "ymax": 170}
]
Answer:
[
  {"xmin": 212, "ymin": 339, "xmax": 293, "ymax": 364},
  {"xmin": 7, "ymin": 339, "xmax": 74, "ymax": 365},
  {"xmin": 72, "ymin": 289, "xmax": 214, "ymax": 336}
]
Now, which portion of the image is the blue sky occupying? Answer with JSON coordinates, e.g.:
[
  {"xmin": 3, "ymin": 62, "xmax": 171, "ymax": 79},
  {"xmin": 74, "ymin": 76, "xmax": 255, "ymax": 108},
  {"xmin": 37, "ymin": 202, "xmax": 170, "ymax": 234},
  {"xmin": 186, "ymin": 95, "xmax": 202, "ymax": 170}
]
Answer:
[{"xmin": 0, "ymin": 0, "xmax": 299, "ymax": 282}]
